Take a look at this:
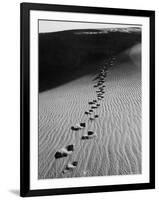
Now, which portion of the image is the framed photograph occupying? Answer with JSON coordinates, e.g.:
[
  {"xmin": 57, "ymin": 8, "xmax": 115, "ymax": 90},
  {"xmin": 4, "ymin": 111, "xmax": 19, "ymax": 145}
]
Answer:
[{"xmin": 20, "ymin": 2, "xmax": 155, "ymax": 197}]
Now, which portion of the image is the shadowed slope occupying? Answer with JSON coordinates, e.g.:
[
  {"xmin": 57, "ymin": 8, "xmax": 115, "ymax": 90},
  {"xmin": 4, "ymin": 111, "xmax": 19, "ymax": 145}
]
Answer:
[{"xmin": 39, "ymin": 27, "xmax": 141, "ymax": 92}]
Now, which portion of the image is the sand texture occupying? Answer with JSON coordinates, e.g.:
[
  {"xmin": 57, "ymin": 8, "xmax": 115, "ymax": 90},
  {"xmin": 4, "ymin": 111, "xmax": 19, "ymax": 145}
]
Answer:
[{"xmin": 38, "ymin": 52, "xmax": 141, "ymax": 179}]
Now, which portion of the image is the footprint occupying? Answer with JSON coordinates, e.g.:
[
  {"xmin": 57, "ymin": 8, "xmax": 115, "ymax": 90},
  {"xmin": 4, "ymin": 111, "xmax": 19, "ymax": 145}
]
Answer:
[
  {"xmin": 62, "ymin": 161, "xmax": 78, "ymax": 174},
  {"xmin": 88, "ymin": 131, "xmax": 94, "ymax": 136},
  {"xmin": 91, "ymin": 106, "xmax": 97, "ymax": 109},
  {"xmin": 54, "ymin": 151, "xmax": 67, "ymax": 159},
  {"xmin": 55, "ymin": 145, "xmax": 74, "ymax": 159},
  {"xmin": 71, "ymin": 123, "xmax": 85, "ymax": 131},
  {"xmin": 88, "ymin": 101, "xmax": 94, "ymax": 105},
  {"xmin": 97, "ymin": 96, "xmax": 103, "ymax": 99},
  {"xmin": 66, "ymin": 144, "xmax": 74, "ymax": 152},
  {"xmin": 89, "ymin": 117, "xmax": 95, "ymax": 121},
  {"xmin": 81, "ymin": 131, "xmax": 97, "ymax": 140},
  {"xmin": 67, "ymin": 161, "xmax": 78, "ymax": 169},
  {"xmin": 81, "ymin": 135, "xmax": 89, "ymax": 140},
  {"xmin": 85, "ymin": 111, "xmax": 91, "ymax": 115},
  {"xmin": 71, "ymin": 126, "xmax": 80, "ymax": 131},
  {"xmin": 80, "ymin": 122, "xmax": 86, "ymax": 128}
]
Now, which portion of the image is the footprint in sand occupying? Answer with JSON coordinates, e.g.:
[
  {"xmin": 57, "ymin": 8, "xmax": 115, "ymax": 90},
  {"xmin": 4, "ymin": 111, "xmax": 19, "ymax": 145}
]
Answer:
[
  {"xmin": 62, "ymin": 161, "xmax": 78, "ymax": 174},
  {"xmin": 85, "ymin": 111, "xmax": 91, "ymax": 115},
  {"xmin": 81, "ymin": 131, "xmax": 97, "ymax": 140},
  {"xmin": 88, "ymin": 101, "xmax": 95, "ymax": 105},
  {"xmin": 54, "ymin": 144, "xmax": 74, "ymax": 159},
  {"xmin": 71, "ymin": 123, "xmax": 86, "ymax": 131},
  {"xmin": 80, "ymin": 122, "xmax": 86, "ymax": 128},
  {"xmin": 89, "ymin": 117, "xmax": 95, "ymax": 121},
  {"xmin": 91, "ymin": 106, "xmax": 98, "ymax": 109}
]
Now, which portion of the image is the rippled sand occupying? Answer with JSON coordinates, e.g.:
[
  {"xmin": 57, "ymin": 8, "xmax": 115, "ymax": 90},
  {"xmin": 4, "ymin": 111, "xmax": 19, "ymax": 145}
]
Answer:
[{"xmin": 38, "ymin": 51, "xmax": 141, "ymax": 179}]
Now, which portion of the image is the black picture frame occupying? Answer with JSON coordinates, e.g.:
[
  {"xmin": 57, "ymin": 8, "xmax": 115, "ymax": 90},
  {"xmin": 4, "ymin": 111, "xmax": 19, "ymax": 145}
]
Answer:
[{"xmin": 20, "ymin": 2, "xmax": 155, "ymax": 197}]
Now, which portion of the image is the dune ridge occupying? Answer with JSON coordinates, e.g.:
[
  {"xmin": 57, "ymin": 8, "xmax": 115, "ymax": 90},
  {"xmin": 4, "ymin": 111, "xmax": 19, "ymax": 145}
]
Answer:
[
  {"xmin": 38, "ymin": 54, "xmax": 141, "ymax": 179},
  {"xmin": 39, "ymin": 27, "xmax": 141, "ymax": 92}
]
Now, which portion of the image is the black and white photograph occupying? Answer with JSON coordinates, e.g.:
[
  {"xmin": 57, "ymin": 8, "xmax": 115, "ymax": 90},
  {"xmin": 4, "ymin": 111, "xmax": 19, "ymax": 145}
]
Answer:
[
  {"xmin": 38, "ymin": 20, "xmax": 142, "ymax": 179},
  {"xmin": 20, "ymin": 3, "xmax": 155, "ymax": 197}
]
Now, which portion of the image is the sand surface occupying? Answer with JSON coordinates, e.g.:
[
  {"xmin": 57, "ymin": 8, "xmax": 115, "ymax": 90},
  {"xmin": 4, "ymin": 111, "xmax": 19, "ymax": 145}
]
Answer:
[{"xmin": 38, "ymin": 52, "xmax": 141, "ymax": 179}]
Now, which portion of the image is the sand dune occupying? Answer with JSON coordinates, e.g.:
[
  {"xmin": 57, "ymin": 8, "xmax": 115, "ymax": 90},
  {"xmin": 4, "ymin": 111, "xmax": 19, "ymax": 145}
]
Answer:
[{"xmin": 38, "ymin": 54, "xmax": 141, "ymax": 179}]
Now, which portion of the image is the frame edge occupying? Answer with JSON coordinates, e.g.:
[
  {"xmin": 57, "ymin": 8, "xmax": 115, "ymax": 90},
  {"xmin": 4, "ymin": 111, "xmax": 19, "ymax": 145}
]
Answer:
[{"xmin": 20, "ymin": 2, "xmax": 155, "ymax": 197}]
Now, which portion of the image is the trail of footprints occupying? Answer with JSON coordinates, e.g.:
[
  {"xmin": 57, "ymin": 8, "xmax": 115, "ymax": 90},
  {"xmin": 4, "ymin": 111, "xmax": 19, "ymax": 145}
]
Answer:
[{"xmin": 54, "ymin": 56, "xmax": 116, "ymax": 175}]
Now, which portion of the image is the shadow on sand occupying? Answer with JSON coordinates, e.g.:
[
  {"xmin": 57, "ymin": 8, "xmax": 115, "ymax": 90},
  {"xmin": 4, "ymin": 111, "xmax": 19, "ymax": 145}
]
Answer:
[{"xmin": 39, "ymin": 28, "xmax": 141, "ymax": 92}]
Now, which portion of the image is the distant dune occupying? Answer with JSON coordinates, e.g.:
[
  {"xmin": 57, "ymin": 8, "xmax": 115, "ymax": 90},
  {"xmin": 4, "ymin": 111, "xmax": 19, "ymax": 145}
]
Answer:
[
  {"xmin": 38, "ymin": 45, "xmax": 141, "ymax": 179},
  {"xmin": 39, "ymin": 27, "xmax": 141, "ymax": 92}
]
